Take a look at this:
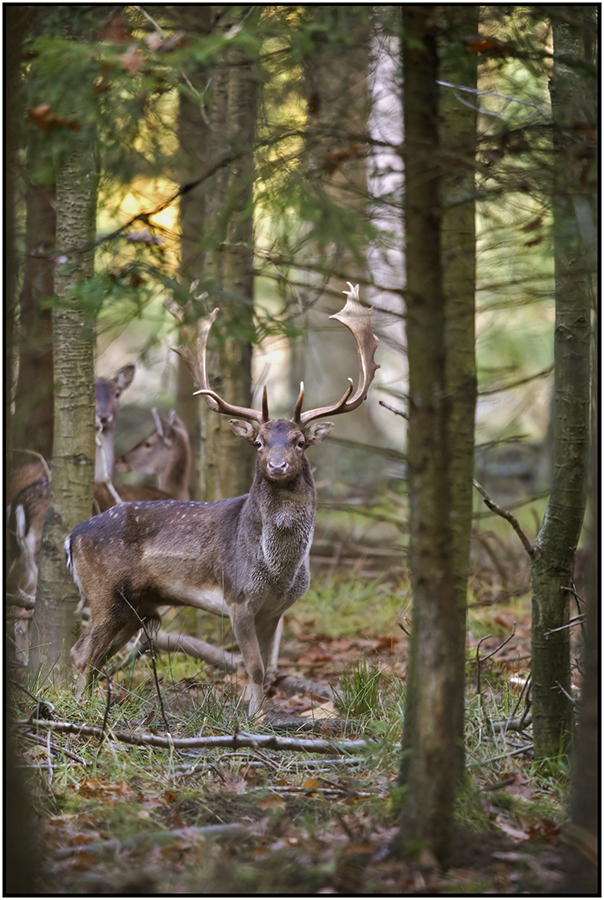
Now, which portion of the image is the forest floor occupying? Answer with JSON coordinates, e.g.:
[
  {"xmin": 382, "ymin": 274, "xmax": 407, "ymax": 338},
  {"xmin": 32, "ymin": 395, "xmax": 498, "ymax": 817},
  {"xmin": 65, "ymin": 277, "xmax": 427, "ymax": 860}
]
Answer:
[{"xmin": 9, "ymin": 545, "xmax": 581, "ymax": 895}]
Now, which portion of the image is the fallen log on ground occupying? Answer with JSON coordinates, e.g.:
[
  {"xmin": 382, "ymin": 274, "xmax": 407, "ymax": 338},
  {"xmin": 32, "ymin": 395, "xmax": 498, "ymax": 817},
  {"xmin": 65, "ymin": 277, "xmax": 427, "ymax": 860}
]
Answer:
[{"xmin": 152, "ymin": 631, "xmax": 335, "ymax": 701}]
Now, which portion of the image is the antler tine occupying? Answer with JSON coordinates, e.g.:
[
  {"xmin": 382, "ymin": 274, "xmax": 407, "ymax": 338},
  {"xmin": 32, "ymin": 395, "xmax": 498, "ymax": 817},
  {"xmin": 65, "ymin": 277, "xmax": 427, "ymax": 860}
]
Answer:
[
  {"xmin": 169, "ymin": 303, "xmax": 264, "ymax": 424},
  {"xmin": 261, "ymin": 385, "xmax": 269, "ymax": 423},
  {"xmin": 292, "ymin": 382, "xmax": 305, "ymax": 424},
  {"xmin": 297, "ymin": 284, "xmax": 380, "ymax": 426}
]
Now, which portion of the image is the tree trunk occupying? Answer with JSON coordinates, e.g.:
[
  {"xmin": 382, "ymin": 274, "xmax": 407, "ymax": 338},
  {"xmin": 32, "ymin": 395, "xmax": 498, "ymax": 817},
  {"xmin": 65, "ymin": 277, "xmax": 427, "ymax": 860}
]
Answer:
[
  {"xmin": 296, "ymin": 8, "xmax": 373, "ymax": 460},
  {"xmin": 439, "ymin": 5, "xmax": 479, "ymax": 783},
  {"xmin": 6, "ymin": 5, "xmax": 36, "ymax": 466},
  {"xmin": 29, "ymin": 143, "xmax": 97, "ymax": 684},
  {"xmin": 530, "ymin": 9, "xmax": 592, "ymax": 759},
  {"xmin": 175, "ymin": 4, "xmax": 213, "ymax": 501},
  {"xmin": 218, "ymin": 12, "xmax": 259, "ymax": 499},
  {"xmin": 13, "ymin": 179, "xmax": 56, "ymax": 460},
  {"xmin": 397, "ymin": 5, "xmax": 458, "ymax": 865}
]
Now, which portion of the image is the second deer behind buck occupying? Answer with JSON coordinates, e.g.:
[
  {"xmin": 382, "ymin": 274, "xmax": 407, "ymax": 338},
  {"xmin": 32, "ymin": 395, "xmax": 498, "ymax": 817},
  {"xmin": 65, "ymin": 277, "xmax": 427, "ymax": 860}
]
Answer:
[{"xmin": 66, "ymin": 285, "xmax": 379, "ymax": 718}]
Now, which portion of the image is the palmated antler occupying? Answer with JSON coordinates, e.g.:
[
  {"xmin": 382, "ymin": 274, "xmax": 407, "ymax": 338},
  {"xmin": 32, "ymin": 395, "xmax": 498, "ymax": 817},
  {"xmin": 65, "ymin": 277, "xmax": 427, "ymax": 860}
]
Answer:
[
  {"xmin": 166, "ymin": 296, "xmax": 269, "ymax": 424},
  {"xmin": 293, "ymin": 283, "xmax": 380, "ymax": 426}
]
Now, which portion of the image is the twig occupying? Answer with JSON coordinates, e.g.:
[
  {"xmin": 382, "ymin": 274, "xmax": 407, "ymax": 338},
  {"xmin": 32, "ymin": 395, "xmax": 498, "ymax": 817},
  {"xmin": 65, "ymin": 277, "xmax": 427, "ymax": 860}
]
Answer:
[
  {"xmin": 480, "ymin": 623, "xmax": 516, "ymax": 663},
  {"xmin": 491, "ymin": 715, "xmax": 532, "ymax": 733},
  {"xmin": 508, "ymin": 673, "xmax": 531, "ymax": 722},
  {"xmin": 11, "ymin": 449, "xmax": 51, "ymax": 481},
  {"xmin": 18, "ymin": 720, "xmax": 375, "ymax": 755},
  {"xmin": 118, "ymin": 590, "xmax": 170, "ymax": 732},
  {"xmin": 20, "ymin": 732, "xmax": 89, "ymax": 766},
  {"xmin": 398, "ymin": 621, "xmax": 410, "ymax": 637},
  {"xmin": 45, "ymin": 729, "xmax": 54, "ymax": 785},
  {"xmin": 544, "ymin": 615, "xmax": 586, "ymax": 639},
  {"xmin": 96, "ymin": 669, "xmax": 112, "ymax": 754},
  {"xmin": 476, "ymin": 634, "xmax": 492, "ymax": 704},
  {"xmin": 471, "ymin": 744, "xmax": 534, "ymax": 765},
  {"xmin": 473, "ymin": 480, "xmax": 534, "ymax": 556},
  {"xmin": 476, "ymin": 624, "xmax": 516, "ymax": 706},
  {"xmin": 552, "ymin": 681, "xmax": 577, "ymax": 705},
  {"xmin": 563, "ymin": 584, "xmax": 587, "ymax": 642},
  {"xmin": 379, "ymin": 400, "xmax": 408, "ymax": 420}
]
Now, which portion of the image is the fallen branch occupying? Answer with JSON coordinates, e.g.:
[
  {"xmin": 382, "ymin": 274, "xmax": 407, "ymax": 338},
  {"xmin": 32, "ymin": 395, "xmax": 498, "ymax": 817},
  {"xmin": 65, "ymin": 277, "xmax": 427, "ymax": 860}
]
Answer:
[
  {"xmin": 153, "ymin": 630, "xmax": 335, "ymax": 700},
  {"xmin": 472, "ymin": 479, "xmax": 534, "ymax": 555},
  {"xmin": 490, "ymin": 715, "xmax": 532, "ymax": 733},
  {"xmin": 50, "ymin": 823, "xmax": 252, "ymax": 860},
  {"xmin": 152, "ymin": 631, "xmax": 242, "ymax": 673},
  {"xmin": 17, "ymin": 719, "xmax": 374, "ymax": 755}
]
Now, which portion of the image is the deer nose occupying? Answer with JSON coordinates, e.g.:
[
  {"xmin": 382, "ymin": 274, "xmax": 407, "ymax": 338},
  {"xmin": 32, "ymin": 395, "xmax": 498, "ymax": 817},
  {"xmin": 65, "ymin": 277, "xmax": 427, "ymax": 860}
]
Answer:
[{"xmin": 268, "ymin": 456, "xmax": 290, "ymax": 477}]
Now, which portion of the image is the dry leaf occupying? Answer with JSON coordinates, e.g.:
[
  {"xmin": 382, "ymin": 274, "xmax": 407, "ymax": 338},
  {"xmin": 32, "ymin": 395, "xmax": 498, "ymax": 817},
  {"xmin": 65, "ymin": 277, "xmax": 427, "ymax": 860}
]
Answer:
[
  {"xmin": 299, "ymin": 700, "xmax": 338, "ymax": 720},
  {"xmin": 258, "ymin": 794, "xmax": 287, "ymax": 811}
]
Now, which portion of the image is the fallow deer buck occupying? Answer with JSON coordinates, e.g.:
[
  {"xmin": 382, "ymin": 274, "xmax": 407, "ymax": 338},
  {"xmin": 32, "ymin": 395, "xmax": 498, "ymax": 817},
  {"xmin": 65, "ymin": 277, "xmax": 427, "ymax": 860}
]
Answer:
[{"xmin": 66, "ymin": 284, "xmax": 379, "ymax": 718}]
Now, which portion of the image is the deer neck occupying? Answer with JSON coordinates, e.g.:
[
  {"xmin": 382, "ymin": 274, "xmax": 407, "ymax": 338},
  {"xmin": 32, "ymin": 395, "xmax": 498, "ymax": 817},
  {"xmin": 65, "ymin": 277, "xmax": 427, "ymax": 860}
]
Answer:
[
  {"xmin": 249, "ymin": 462, "xmax": 316, "ymax": 530},
  {"xmin": 95, "ymin": 431, "xmax": 115, "ymax": 481},
  {"xmin": 157, "ymin": 438, "xmax": 191, "ymax": 501}
]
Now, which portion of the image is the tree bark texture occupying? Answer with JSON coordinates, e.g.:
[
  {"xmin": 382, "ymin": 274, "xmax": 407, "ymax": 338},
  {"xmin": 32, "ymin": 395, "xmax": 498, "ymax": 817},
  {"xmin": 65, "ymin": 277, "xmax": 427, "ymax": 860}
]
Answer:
[
  {"xmin": 29, "ymin": 143, "xmax": 97, "ymax": 684},
  {"xmin": 439, "ymin": 5, "xmax": 479, "ymax": 783},
  {"xmin": 6, "ymin": 5, "xmax": 36, "ymax": 464},
  {"xmin": 530, "ymin": 10, "xmax": 592, "ymax": 759},
  {"xmin": 13, "ymin": 180, "xmax": 56, "ymax": 460},
  {"xmin": 175, "ymin": 4, "xmax": 213, "ymax": 502},
  {"xmin": 296, "ymin": 8, "xmax": 373, "ymax": 457},
  {"xmin": 217, "ymin": 14, "xmax": 259, "ymax": 499},
  {"xmin": 398, "ymin": 5, "xmax": 459, "ymax": 865}
]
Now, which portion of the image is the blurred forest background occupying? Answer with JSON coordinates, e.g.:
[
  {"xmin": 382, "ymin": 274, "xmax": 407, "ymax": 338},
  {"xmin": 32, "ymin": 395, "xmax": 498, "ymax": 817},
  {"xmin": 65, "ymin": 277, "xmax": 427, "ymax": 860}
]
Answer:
[{"xmin": 5, "ymin": 4, "xmax": 598, "ymax": 894}]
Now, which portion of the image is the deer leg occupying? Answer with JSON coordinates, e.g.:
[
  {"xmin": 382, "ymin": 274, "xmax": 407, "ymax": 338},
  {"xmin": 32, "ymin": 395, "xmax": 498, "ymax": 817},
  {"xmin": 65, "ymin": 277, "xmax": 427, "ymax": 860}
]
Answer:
[
  {"xmin": 267, "ymin": 615, "xmax": 284, "ymax": 674},
  {"xmin": 232, "ymin": 604, "xmax": 266, "ymax": 719},
  {"xmin": 71, "ymin": 617, "xmax": 142, "ymax": 693}
]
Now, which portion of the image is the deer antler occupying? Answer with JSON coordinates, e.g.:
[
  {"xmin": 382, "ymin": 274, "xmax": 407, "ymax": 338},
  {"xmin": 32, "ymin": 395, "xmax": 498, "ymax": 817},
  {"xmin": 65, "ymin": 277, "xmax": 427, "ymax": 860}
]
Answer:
[
  {"xmin": 167, "ymin": 297, "xmax": 268, "ymax": 424},
  {"xmin": 293, "ymin": 283, "xmax": 380, "ymax": 426}
]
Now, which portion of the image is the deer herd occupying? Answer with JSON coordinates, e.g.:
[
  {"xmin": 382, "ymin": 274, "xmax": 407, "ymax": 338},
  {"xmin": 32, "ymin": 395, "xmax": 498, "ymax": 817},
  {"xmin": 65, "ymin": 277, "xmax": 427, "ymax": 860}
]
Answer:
[{"xmin": 7, "ymin": 285, "xmax": 379, "ymax": 719}]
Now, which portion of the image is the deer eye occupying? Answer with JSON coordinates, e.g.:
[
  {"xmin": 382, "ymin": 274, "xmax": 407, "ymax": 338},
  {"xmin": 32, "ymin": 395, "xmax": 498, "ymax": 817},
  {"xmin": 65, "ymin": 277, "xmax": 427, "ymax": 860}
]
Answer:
[
  {"xmin": 298, "ymin": 439, "xmax": 305, "ymax": 448},
  {"xmin": 144, "ymin": 441, "xmax": 152, "ymax": 448},
  {"xmin": 254, "ymin": 440, "xmax": 262, "ymax": 449}
]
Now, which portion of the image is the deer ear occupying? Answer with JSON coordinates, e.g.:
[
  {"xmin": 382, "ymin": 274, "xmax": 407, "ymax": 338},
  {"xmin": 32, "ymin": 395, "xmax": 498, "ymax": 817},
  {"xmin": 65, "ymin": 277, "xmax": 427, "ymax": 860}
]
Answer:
[
  {"xmin": 229, "ymin": 419, "xmax": 258, "ymax": 443},
  {"xmin": 304, "ymin": 421, "xmax": 334, "ymax": 445},
  {"xmin": 115, "ymin": 364, "xmax": 136, "ymax": 392}
]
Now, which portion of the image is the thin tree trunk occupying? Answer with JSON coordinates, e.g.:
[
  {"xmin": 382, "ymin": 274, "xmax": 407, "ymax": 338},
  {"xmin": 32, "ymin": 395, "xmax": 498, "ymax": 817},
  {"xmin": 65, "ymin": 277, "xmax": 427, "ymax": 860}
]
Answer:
[
  {"xmin": 439, "ymin": 5, "xmax": 478, "ymax": 783},
  {"xmin": 398, "ymin": 5, "xmax": 458, "ymax": 865},
  {"xmin": 530, "ymin": 10, "xmax": 592, "ymax": 759},
  {"xmin": 29, "ymin": 144, "xmax": 97, "ymax": 684},
  {"xmin": 6, "ymin": 5, "xmax": 36, "ymax": 466},
  {"xmin": 175, "ymin": 4, "xmax": 212, "ymax": 501},
  {"xmin": 13, "ymin": 179, "xmax": 56, "ymax": 460},
  {"xmin": 218, "ymin": 15, "xmax": 258, "ymax": 498}
]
